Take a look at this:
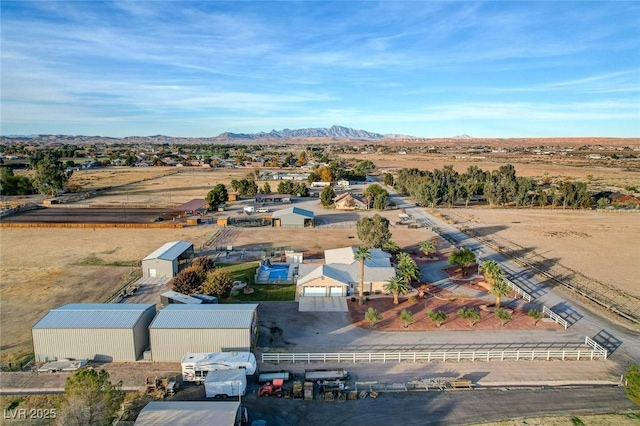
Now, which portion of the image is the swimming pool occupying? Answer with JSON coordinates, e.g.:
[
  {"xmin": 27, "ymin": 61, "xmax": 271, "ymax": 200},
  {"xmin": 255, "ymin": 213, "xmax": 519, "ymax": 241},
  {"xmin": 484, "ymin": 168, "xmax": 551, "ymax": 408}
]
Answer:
[{"xmin": 261, "ymin": 264, "xmax": 289, "ymax": 281}]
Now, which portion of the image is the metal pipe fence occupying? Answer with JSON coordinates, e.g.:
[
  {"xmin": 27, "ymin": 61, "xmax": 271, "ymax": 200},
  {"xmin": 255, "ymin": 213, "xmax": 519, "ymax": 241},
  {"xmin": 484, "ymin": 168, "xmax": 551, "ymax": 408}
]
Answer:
[{"xmin": 542, "ymin": 306, "xmax": 569, "ymax": 329}]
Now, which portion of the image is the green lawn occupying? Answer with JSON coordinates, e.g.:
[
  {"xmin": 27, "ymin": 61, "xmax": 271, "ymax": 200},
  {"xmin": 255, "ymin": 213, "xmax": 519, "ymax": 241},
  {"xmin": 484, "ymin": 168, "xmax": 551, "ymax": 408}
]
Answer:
[{"xmin": 216, "ymin": 262, "xmax": 296, "ymax": 302}]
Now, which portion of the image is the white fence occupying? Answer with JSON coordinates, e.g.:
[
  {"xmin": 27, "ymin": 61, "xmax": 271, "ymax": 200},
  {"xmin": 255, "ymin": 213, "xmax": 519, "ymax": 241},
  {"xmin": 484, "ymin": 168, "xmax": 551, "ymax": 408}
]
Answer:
[
  {"xmin": 585, "ymin": 336, "xmax": 608, "ymax": 360},
  {"xmin": 262, "ymin": 348, "xmax": 606, "ymax": 364},
  {"xmin": 542, "ymin": 306, "xmax": 569, "ymax": 329},
  {"xmin": 503, "ymin": 277, "xmax": 533, "ymax": 302}
]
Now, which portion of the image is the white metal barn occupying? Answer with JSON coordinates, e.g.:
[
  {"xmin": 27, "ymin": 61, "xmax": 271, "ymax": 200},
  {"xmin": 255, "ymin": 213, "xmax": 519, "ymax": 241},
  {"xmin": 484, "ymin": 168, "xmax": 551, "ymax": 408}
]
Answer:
[
  {"xmin": 148, "ymin": 304, "xmax": 258, "ymax": 362},
  {"xmin": 32, "ymin": 304, "xmax": 156, "ymax": 362},
  {"xmin": 141, "ymin": 240, "xmax": 194, "ymax": 279}
]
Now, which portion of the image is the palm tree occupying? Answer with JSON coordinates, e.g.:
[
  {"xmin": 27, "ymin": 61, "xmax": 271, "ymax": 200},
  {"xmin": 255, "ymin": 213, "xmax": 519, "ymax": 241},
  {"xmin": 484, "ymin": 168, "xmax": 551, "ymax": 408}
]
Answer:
[
  {"xmin": 396, "ymin": 252, "xmax": 420, "ymax": 285},
  {"xmin": 426, "ymin": 309, "xmax": 449, "ymax": 328},
  {"xmin": 447, "ymin": 248, "xmax": 476, "ymax": 268},
  {"xmin": 479, "ymin": 260, "xmax": 505, "ymax": 285},
  {"xmin": 457, "ymin": 306, "xmax": 481, "ymax": 327},
  {"xmin": 489, "ymin": 278, "xmax": 511, "ymax": 307},
  {"xmin": 382, "ymin": 240, "xmax": 400, "ymax": 254},
  {"xmin": 383, "ymin": 275, "xmax": 410, "ymax": 304},
  {"xmin": 354, "ymin": 246, "xmax": 371, "ymax": 305},
  {"xmin": 364, "ymin": 307, "xmax": 383, "ymax": 327},
  {"xmin": 399, "ymin": 309, "xmax": 415, "ymax": 328},
  {"xmin": 419, "ymin": 240, "xmax": 436, "ymax": 256}
]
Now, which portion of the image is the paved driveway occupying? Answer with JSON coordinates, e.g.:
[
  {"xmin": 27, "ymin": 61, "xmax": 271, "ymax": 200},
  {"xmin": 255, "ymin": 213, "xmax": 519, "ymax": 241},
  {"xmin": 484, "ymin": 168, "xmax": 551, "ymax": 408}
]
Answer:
[{"xmin": 298, "ymin": 296, "xmax": 348, "ymax": 312}]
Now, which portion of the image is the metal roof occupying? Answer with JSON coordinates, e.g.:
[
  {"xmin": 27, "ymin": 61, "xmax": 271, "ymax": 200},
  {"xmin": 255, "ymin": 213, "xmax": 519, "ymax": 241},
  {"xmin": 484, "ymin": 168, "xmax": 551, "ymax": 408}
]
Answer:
[
  {"xmin": 33, "ymin": 304, "xmax": 155, "ymax": 329},
  {"xmin": 150, "ymin": 304, "xmax": 258, "ymax": 329},
  {"xmin": 175, "ymin": 198, "xmax": 208, "ymax": 212},
  {"xmin": 271, "ymin": 206, "xmax": 314, "ymax": 219},
  {"xmin": 135, "ymin": 401, "xmax": 239, "ymax": 426},
  {"xmin": 143, "ymin": 241, "xmax": 193, "ymax": 261}
]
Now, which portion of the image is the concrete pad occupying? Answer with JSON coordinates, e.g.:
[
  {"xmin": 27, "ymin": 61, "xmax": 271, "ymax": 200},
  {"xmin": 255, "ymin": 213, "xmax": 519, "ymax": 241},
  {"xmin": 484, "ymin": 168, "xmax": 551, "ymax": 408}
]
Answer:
[{"xmin": 299, "ymin": 297, "xmax": 348, "ymax": 312}]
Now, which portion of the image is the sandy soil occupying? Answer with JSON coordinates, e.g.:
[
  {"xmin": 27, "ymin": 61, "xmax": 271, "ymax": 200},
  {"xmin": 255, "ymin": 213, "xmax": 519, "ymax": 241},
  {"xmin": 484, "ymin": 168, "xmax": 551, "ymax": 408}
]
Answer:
[
  {"xmin": 0, "ymin": 226, "xmax": 216, "ymax": 357},
  {"xmin": 439, "ymin": 208, "xmax": 640, "ymax": 298}
]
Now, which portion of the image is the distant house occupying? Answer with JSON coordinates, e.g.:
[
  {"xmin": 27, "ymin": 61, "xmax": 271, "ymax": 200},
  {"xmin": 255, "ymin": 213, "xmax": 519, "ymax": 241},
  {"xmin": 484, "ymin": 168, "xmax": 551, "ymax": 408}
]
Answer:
[
  {"xmin": 333, "ymin": 192, "xmax": 367, "ymax": 210},
  {"xmin": 244, "ymin": 161, "xmax": 264, "ymax": 168},
  {"xmin": 296, "ymin": 247, "xmax": 395, "ymax": 297},
  {"xmin": 175, "ymin": 199, "xmax": 208, "ymax": 215},
  {"xmin": 271, "ymin": 207, "xmax": 314, "ymax": 228},
  {"xmin": 255, "ymin": 194, "xmax": 291, "ymax": 204}
]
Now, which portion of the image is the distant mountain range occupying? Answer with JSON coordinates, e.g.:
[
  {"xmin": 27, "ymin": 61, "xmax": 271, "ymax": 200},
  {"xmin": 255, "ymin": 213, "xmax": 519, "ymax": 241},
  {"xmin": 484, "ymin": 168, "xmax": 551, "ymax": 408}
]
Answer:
[{"xmin": 217, "ymin": 125, "xmax": 414, "ymax": 140}]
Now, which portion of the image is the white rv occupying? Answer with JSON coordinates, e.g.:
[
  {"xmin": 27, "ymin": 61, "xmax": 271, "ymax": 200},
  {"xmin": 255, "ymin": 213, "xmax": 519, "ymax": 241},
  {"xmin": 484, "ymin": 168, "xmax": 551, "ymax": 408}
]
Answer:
[{"xmin": 181, "ymin": 352, "xmax": 257, "ymax": 383}]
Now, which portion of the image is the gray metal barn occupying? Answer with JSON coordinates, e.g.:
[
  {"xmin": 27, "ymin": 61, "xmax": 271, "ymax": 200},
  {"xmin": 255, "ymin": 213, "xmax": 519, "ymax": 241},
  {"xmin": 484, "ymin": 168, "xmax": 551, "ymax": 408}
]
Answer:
[
  {"xmin": 148, "ymin": 304, "xmax": 258, "ymax": 362},
  {"xmin": 141, "ymin": 241, "xmax": 194, "ymax": 279},
  {"xmin": 135, "ymin": 401, "xmax": 243, "ymax": 426},
  {"xmin": 271, "ymin": 206, "xmax": 314, "ymax": 228},
  {"xmin": 32, "ymin": 304, "xmax": 156, "ymax": 362}
]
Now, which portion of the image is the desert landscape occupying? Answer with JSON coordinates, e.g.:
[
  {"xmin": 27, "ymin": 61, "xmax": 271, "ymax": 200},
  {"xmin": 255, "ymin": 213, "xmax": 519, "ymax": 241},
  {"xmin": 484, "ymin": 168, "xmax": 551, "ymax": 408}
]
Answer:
[{"xmin": 2, "ymin": 156, "xmax": 639, "ymax": 362}]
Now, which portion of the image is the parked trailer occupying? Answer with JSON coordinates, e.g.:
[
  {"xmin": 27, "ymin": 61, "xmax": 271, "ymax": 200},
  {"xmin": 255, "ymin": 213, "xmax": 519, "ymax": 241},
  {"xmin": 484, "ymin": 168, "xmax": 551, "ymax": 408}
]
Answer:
[
  {"xmin": 182, "ymin": 352, "xmax": 257, "ymax": 383},
  {"xmin": 305, "ymin": 369, "xmax": 350, "ymax": 382},
  {"xmin": 205, "ymin": 369, "xmax": 247, "ymax": 399},
  {"xmin": 258, "ymin": 371, "xmax": 291, "ymax": 383}
]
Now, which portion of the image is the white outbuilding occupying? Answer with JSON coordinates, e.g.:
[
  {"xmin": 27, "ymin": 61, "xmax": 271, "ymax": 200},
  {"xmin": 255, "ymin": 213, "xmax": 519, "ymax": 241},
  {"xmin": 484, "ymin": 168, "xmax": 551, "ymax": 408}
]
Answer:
[
  {"xmin": 32, "ymin": 304, "xmax": 156, "ymax": 362},
  {"xmin": 148, "ymin": 304, "xmax": 258, "ymax": 362},
  {"xmin": 141, "ymin": 241, "xmax": 194, "ymax": 279}
]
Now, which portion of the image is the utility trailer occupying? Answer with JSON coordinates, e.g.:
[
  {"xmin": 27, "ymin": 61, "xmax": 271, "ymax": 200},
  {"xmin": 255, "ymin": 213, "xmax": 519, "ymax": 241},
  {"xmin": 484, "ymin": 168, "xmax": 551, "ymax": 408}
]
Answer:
[
  {"xmin": 304, "ymin": 369, "xmax": 349, "ymax": 382},
  {"xmin": 258, "ymin": 371, "xmax": 291, "ymax": 383},
  {"xmin": 204, "ymin": 369, "xmax": 247, "ymax": 399}
]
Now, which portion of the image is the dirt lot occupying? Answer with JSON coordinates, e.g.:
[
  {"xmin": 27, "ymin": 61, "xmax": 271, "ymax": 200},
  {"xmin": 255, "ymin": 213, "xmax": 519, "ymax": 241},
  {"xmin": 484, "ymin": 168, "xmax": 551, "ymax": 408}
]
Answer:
[
  {"xmin": 0, "ymin": 226, "xmax": 215, "ymax": 358},
  {"xmin": 439, "ymin": 207, "xmax": 640, "ymax": 298}
]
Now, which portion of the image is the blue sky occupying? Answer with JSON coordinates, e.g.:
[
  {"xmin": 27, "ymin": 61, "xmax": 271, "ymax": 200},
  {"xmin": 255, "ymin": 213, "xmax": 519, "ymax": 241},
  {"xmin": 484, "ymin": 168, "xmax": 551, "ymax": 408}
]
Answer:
[{"xmin": 1, "ymin": 1, "xmax": 639, "ymax": 138}]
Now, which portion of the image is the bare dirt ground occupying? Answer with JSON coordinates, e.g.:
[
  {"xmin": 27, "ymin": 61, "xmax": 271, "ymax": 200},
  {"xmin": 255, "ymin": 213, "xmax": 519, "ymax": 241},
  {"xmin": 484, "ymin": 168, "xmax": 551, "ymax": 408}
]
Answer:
[
  {"xmin": 439, "ymin": 207, "xmax": 640, "ymax": 299},
  {"xmin": 0, "ymin": 226, "xmax": 215, "ymax": 358}
]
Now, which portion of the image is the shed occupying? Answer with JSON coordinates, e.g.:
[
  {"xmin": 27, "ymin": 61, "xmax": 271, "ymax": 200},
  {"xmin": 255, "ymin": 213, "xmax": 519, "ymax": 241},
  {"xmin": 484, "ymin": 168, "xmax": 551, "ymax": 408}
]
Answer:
[
  {"xmin": 217, "ymin": 216, "xmax": 230, "ymax": 226},
  {"xmin": 141, "ymin": 241, "xmax": 194, "ymax": 279},
  {"xmin": 186, "ymin": 216, "xmax": 201, "ymax": 226},
  {"xmin": 271, "ymin": 207, "xmax": 314, "ymax": 228},
  {"xmin": 135, "ymin": 401, "xmax": 243, "ymax": 426},
  {"xmin": 228, "ymin": 192, "xmax": 239, "ymax": 201},
  {"xmin": 148, "ymin": 304, "xmax": 258, "ymax": 362},
  {"xmin": 32, "ymin": 304, "xmax": 156, "ymax": 362}
]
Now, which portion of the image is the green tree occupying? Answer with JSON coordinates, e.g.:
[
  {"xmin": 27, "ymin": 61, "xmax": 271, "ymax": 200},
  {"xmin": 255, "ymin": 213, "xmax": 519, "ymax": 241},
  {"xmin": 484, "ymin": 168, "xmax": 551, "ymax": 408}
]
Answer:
[
  {"xmin": 364, "ymin": 307, "xmax": 383, "ymax": 327},
  {"xmin": 419, "ymin": 240, "xmax": 436, "ymax": 256},
  {"xmin": 356, "ymin": 214, "xmax": 391, "ymax": 248},
  {"xmin": 57, "ymin": 369, "xmax": 124, "ymax": 426},
  {"xmin": 457, "ymin": 306, "xmax": 481, "ymax": 327},
  {"xmin": 354, "ymin": 246, "xmax": 371, "ymax": 305},
  {"xmin": 479, "ymin": 260, "xmax": 505, "ymax": 285},
  {"xmin": 202, "ymin": 268, "xmax": 234, "ymax": 298},
  {"xmin": 31, "ymin": 151, "xmax": 71, "ymax": 196},
  {"xmin": 396, "ymin": 252, "xmax": 420, "ymax": 285},
  {"xmin": 399, "ymin": 309, "xmax": 416, "ymax": 328},
  {"xmin": 527, "ymin": 309, "xmax": 544, "ymax": 326},
  {"xmin": 624, "ymin": 365, "xmax": 640, "ymax": 405},
  {"xmin": 373, "ymin": 192, "xmax": 388, "ymax": 210},
  {"xmin": 489, "ymin": 279, "xmax": 511, "ymax": 308},
  {"xmin": 205, "ymin": 184, "xmax": 228, "ymax": 209},
  {"xmin": 495, "ymin": 307, "xmax": 512, "ymax": 326},
  {"xmin": 383, "ymin": 275, "xmax": 410, "ymax": 305},
  {"xmin": 259, "ymin": 182, "xmax": 271, "ymax": 194},
  {"xmin": 426, "ymin": 309, "xmax": 449, "ymax": 328},
  {"xmin": 383, "ymin": 173, "xmax": 394, "ymax": 186},
  {"xmin": 381, "ymin": 240, "xmax": 400, "ymax": 254},
  {"xmin": 320, "ymin": 185, "xmax": 336, "ymax": 208},
  {"xmin": 0, "ymin": 167, "xmax": 33, "ymax": 195},
  {"xmin": 447, "ymin": 248, "xmax": 476, "ymax": 268}
]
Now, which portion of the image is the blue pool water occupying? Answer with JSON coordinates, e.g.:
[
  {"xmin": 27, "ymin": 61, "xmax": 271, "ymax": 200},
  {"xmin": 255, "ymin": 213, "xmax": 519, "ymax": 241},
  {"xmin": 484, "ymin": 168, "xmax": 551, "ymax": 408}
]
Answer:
[{"xmin": 261, "ymin": 264, "xmax": 289, "ymax": 280}]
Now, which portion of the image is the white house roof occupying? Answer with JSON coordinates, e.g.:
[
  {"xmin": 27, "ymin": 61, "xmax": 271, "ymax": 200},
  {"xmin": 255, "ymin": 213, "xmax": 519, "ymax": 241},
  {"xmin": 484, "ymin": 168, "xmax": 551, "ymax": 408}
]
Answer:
[
  {"xmin": 271, "ymin": 206, "xmax": 314, "ymax": 219},
  {"xmin": 143, "ymin": 241, "xmax": 193, "ymax": 261},
  {"xmin": 135, "ymin": 401, "xmax": 239, "ymax": 426},
  {"xmin": 149, "ymin": 304, "xmax": 258, "ymax": 329},
  {"xmin": 297, "ymin": 246, "xmax": 395, "ymax": 287},
  {"xmin": 324, "ymin": 246, "xmax": 391, "ymax": 266},
  {"xmin": 33, "ymin": 304, "xmax": 155, "ymax": 329}
]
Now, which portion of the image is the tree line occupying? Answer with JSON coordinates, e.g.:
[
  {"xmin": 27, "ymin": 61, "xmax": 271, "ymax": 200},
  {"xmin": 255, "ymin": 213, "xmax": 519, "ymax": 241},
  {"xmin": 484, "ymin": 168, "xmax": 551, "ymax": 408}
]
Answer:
[{"xmin": 394, "ymin": 164, "xmax": 593, "ymax": 208}]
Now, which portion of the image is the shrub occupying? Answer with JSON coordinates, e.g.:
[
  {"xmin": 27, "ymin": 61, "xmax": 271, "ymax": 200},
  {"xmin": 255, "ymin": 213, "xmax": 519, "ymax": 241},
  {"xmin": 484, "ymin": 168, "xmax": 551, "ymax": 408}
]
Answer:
[
  {"xmin": 457, "ymin": 307, "xmax": 481, "ymax": 327},
  {"xmin": 363, "ymin": 291, "xmax": 370, "ymax": 296},
  {"xmin": 407, "ymin": 296, "xmax": 418, "ymax": 305},
  {"xmin": 495, "ymin": 308, "xmax": 512, "ymax": 327},
  {"xmin": 426, "ymin": 309, "xmax": 449, "ymax": 328},
  {"xmin": 364, "ymin": 307, "xmax": 383, "ymax": 327},
  {"xmin": 527, "ymin": 309, "xmax": 544, "ymax": 326},
  {"xmin": 399, "ymin": 309, "xmax": 415, "ymax": 328}
]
